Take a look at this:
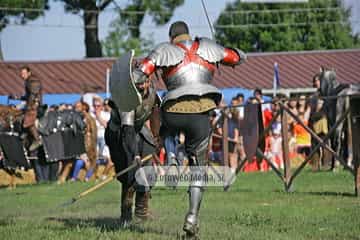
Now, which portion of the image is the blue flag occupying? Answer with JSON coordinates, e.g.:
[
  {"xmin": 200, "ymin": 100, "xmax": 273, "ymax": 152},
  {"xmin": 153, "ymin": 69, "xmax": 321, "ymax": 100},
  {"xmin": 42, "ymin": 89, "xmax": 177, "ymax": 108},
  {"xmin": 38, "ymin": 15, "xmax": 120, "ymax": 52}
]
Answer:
[{"xmin": 273, "ymin": 62, "xmax": 280, "ymax": 96}]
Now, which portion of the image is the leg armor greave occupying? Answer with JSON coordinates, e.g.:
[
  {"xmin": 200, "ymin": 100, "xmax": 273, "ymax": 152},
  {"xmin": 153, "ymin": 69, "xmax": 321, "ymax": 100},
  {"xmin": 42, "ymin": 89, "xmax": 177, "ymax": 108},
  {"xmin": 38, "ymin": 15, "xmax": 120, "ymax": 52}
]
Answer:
[
  {"xmin": 183, "ymin": 186, "xmax": 203, "ymax": 237},
  {"xmin": 183, "ymin": 136, "xmax": 210, "ymax": 238}
]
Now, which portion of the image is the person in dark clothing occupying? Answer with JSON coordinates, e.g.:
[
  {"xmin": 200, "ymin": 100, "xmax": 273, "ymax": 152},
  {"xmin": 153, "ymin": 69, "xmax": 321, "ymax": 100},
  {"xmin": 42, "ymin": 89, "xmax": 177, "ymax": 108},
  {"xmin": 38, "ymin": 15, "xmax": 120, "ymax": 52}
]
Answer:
[
  {"xmin": 11, "ymin": 66, "xmax": 43, "ymax": 151},
  {"xmin": 105, "ymin": 76, "xmax": 160, "ymax": 228}
]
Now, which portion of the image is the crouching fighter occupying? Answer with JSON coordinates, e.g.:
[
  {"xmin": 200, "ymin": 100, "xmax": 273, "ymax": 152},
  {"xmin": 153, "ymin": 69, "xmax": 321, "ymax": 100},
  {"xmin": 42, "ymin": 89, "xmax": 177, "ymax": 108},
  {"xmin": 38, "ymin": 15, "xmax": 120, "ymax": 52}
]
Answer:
[
  {"xmin": 134, "ymin": 21, "xmax": 246, "ymax": 239},
  {"xmin": 105, "ymin": 52, "xmax": 161, "ymax": 227}
]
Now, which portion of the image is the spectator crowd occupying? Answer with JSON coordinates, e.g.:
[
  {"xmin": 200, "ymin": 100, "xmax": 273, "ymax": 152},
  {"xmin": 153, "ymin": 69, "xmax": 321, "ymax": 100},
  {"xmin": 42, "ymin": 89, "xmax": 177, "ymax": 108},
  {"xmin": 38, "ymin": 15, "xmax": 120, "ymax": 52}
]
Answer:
[{"xmin": 0, "ymin": 73, "xmax": 331, "ymax": 185}]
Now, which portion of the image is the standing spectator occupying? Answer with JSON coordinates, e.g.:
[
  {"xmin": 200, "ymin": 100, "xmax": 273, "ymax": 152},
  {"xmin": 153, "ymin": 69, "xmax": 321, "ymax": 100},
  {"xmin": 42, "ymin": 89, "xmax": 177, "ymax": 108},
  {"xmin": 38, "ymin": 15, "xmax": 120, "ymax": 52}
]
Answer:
[
  {"xmin": 209, "ymin": 110, "xmax": 223, "ymax": 164},
  {"xmin": 236, "ymin": 93, "xmax": 245, "ymax": 120},
  {"xmin": 267, "ymin": 123, "xmax": 284, "ymax": 169},
  {"xmin": 230, "ymin": 96, "xmax": 239, "ymax": 108},
  {"xmin": 293, "ymin": 112, "xmax": 311, "ymax": 158},
  {"xmin": 176, "ymin": 132, "xmax": 187, "ymax": 166},
  {"xmin": 223, "ymin": 104, "xmax": 240, "ymax": 189},
  {"xmin": 309, "ymin": 99, "xmax": 329, "ymax": 171},
  {"xmin": 89, "ymin": 96, "xmax": 110, "ymax": 180},
  {"xmin": 254, "ymin": 88, "xmax": 271, "ymax": 112},
  {"xmin": 263, "ymin": 96, "xmax": 282, "ymax": 130},
  {"xmin": 228, "ymin": 108, "xmax": 240, "ymax": 172},
  {"xmin": 236, "ymin": 93, "xmax": 244, "ymax": 105},
  {"xmin": 313, "ymin": 73, "xmax": 321, "ymax": 90},
  {"xmin": 81, "ymin": 85, "xmax": 100, "ymax": 113},
  {"xmin": 297, "ymin": 95, "xmax": 311, "ymax": 121},
  {"xmin": 97, "ymin": 99, "xmax": 114, "ymax": 180},
  {"xmin": 285, "ymin": 97, "xmax": 298, "ymax": 159},
  {"xmin": 287, "ymin": 97, "xmax": 298, "ymax": 125},
  {"xmin": 70, "ymin": 101, "xmax": 97, "ymax": 181},
  {"xmin": 253, "ymin": 88, "xmax": 263, "ymax": 104}
]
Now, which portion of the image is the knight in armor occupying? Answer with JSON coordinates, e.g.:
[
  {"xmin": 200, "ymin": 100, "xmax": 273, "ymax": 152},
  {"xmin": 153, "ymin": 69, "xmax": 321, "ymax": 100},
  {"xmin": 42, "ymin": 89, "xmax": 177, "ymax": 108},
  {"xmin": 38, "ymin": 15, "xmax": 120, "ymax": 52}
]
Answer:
[
  {"xmin": 11, "ymin": 66, "xmax": 43, "ymax": 151},
  {"xmin": 105, "ymin": 75, "xmax": 161, "ymax": 227},
  {"xmin": 134, "ymin": 21, "xmax": 246, "ymax": 239}
]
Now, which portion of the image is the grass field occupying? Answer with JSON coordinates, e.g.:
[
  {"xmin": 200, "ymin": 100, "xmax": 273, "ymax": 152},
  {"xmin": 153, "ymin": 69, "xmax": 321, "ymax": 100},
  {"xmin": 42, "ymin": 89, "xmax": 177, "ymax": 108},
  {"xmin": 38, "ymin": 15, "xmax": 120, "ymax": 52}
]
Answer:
[{"xmin": 0, "ymin": 169, "xmax": 359, "ymax": 240}]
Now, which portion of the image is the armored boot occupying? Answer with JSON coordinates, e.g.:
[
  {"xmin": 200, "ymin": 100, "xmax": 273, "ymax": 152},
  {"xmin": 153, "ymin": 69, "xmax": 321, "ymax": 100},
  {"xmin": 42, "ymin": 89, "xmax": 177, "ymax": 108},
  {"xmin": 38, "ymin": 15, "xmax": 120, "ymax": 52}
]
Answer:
[
  {"xmin": 120, "ymin": 186, "xmax": 135, "ymax": 228},
  {"xmin": 134, "ymin": 191, "xmax": 153, "ymax": 221},
  {"xmin": 28, "ymin": 125, "xmax": 42, "ymax": 151},
  {"xmin": 183, "ymin": 136, "xmax": 209, "ymax": 240},
  {"xmin": 183, "ymin": 186, "xmax": 203, "ymax": 240}
]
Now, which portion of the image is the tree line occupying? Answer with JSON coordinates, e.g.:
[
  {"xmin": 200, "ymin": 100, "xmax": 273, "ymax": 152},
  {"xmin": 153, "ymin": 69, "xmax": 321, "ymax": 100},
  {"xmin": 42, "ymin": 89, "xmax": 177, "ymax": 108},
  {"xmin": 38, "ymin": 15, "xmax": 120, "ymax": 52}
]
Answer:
[{"xmin": 0, "ymin": 0, "xmax": 358, "ymax": 59}]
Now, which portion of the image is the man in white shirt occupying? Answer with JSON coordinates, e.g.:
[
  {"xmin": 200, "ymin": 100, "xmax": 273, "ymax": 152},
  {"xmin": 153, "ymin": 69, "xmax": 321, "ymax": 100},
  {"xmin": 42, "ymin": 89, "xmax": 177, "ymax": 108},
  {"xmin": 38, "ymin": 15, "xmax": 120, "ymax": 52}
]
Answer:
[{"xmin": 90, "ymin": 96, "xmax": 111, "ymax": 179}]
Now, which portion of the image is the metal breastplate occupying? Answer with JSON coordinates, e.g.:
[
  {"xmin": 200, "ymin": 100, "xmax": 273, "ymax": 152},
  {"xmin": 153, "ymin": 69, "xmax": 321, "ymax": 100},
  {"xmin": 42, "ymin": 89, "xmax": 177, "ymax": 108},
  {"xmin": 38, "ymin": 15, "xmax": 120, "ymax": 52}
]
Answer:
[{"xmin": 161, "ymin": 40, "xmax": 222, "ymax": 105}]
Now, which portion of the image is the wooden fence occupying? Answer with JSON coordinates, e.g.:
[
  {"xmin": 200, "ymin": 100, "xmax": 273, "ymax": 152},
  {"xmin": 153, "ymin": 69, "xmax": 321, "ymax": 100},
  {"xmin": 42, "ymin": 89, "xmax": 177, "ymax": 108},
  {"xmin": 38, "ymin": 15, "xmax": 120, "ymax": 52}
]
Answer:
[{"xmin": 214, "ymin": 94, "xmax": 360, "ymax": 196}]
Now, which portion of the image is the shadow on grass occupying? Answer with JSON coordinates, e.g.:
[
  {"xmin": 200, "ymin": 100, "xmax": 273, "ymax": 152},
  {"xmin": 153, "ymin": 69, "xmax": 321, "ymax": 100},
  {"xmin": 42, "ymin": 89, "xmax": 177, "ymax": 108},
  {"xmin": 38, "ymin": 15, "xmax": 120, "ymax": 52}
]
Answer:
[
  {"xmin": 273, "ymin": 189, "xmax": 355, "ymax": 197},
  {"xmin": 46, "ymin": 217, "xmax": 175, "ymax": 237},
  {"xmin": 303, "ymin": 191, "xmax": 355, "ymax": 197},
  {"xmin": 0, "ymin": 218, "xmax": 15, "ymax": 226}
]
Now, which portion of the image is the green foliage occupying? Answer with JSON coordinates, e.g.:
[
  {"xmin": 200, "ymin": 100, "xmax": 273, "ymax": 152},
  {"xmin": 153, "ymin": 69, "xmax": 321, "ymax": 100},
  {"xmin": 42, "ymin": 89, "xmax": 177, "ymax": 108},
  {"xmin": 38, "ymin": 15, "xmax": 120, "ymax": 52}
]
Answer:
[
  {"xmin": 102, "ymin": 19, "xmax": 154, "ymax": 57},
  {"xmin": 120, "ymin": 0, "xmax": 185, "ymax": 38},
  {"xmin": 102, "ymin": 0, "xmax": 185, "ymax": 57},
  {"xmin": 55, "ymin": 0, "xmax": 183, "ymax": 57},
  {"xmin": 0, "ymin": 0, "xmax": 49, "ymax": 31},
  {"xmin": 215, "ymin": 0, "xmax": 359, "ymax": 52},
  {"xmin": 0, "ymin": 170, "xmax": 359, "ymax": 239},
  {"xmin": 55, "ymin": 0, "xmax": 114, "ymax": 57}
]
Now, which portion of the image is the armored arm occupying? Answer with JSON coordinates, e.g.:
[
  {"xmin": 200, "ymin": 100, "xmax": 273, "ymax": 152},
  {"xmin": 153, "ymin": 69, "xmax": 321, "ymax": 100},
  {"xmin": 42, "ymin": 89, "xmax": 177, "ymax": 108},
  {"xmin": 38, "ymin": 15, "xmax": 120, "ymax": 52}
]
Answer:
[
  {"xmin": 120, "ymin": 111, "xmax": 140, "ymax": 157},
  {"xmin": 222, "ymin": 48, "xmax": 247, "ymax": 66}
]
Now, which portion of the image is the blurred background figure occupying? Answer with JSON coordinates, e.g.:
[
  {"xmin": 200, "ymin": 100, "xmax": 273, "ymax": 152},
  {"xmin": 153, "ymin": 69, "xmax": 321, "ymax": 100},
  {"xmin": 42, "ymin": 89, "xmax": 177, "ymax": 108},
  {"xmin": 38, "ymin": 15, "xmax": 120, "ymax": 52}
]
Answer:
[
  {"xmin": 309, "ymin": 99, "xmax": 330, "ymax": 171},
  {"xmin": 70, "ymin": 101, "xmax": 97, "ymax": 182},
  {"xmin": 89, "ymin": 96, "xmax": 110, "ymax": 180},
  {"xmin": 81, "ymin": 85, "xmax": 100, "ymax": 113},
  {"xmin": 293, "ymin": 112, "xmax": 311, "ymax": 159},
  {"xmin": 96, "ymin": 99, "xmax": 114, "ymax": 180}
]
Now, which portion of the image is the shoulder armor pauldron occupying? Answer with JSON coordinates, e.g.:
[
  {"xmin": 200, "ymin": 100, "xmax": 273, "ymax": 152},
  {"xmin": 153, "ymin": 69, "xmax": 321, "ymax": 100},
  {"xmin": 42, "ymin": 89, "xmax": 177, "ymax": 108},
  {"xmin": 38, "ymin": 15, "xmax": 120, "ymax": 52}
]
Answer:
[
  {"xmin": 147, "ymin": 42, "xmax": 185, "ymax": 67},
  {"xmin": 196, "ymin": 37, "xmax": 225, "ymax": 63}
]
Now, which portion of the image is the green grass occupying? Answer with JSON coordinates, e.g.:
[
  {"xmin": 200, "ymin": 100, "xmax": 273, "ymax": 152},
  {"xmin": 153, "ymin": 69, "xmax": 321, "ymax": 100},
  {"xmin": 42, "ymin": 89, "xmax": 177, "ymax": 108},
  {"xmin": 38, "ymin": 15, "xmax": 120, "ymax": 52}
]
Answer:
[{"xmin": 0, "ymin": 169, "xmax": 359, "ymax": 240}]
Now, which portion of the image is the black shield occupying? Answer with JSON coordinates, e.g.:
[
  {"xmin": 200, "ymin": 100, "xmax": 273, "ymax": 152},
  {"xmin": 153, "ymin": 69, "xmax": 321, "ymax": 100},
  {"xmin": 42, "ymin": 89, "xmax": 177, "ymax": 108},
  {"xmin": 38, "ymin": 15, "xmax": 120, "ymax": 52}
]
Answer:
[
  {"xmin": 110, "ymin": 50, "xmax": 142, "ymax": 112},
  {"xmin": 0, "ymin": 134, "xmax": 30, "ymax": 169},
  {"xmin": 239, "ymin": 104, "xmax": 264, "ymax": 159}
]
